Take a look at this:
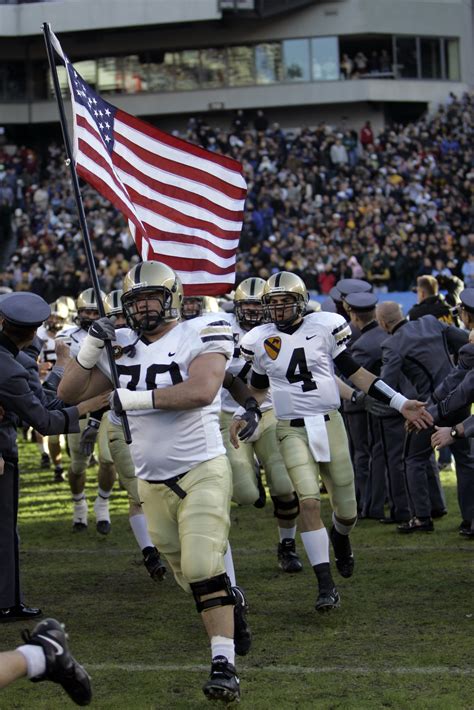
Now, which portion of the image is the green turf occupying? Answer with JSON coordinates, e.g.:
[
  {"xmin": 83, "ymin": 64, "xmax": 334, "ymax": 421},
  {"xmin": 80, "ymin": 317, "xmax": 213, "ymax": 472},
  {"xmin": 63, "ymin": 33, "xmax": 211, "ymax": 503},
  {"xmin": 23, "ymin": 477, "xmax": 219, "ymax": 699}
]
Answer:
[{"xmin": 1, "ymin": 439, "xmax": 473, "ymax": 709}]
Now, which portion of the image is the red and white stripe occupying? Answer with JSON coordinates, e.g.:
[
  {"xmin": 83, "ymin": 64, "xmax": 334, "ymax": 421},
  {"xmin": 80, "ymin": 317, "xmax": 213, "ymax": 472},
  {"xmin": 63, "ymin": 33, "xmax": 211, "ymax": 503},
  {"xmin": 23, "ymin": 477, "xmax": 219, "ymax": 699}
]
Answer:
[{"xmin": 54, "ymin": 34, "xmax": 246, "ymax": 296}]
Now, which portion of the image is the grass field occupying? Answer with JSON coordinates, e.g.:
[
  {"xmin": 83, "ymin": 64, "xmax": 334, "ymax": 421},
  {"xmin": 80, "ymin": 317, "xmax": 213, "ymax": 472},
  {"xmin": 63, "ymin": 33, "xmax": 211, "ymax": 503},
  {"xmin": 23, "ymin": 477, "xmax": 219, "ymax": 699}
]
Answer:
[{"xmin": 1, "ymin": 439, "xmax": 474, "ymax": 709}]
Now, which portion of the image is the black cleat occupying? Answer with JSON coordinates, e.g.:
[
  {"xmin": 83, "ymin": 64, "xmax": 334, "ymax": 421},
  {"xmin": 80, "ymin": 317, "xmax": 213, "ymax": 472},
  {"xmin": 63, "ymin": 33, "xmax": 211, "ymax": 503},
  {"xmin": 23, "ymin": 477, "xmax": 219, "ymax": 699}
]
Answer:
[
  {"xmin": 330, "ymin": 525, "xmax": 354, "ymax": 578},
  {"xmin": 72, "ymin": 522, "xmax": 87, "ymax": 533},
  {"xmin": 143, "ymin": 546, "xmax": 167, "ymax": 581},
  {"xmin": 232, "ymin": 586, "xmax": 251, "ymax": 656},
  {"xmin": 315, "ymin": 587, "xmax": 340, "ymax": 613},
  {"xmin": 277, "ymin": 538, "xmax": 303, "ymax": 573},
  {"xmin": 96, "ymin": 520, "xmax": 111, "ymax": 535},
  {"xmin": 41, "ymin": 452, "xmax": 51, "ymax": 469},
  {"xmin": 203, "ymin": 655, "xmax": 240, "ymax": 703},
  {"xmin": 0, "ymin": 604, "xmax": 42, "ymax": 623},
  {"xmin": 22, "ymin": 618, "xmax": 92, "ymax": 706},
  {"xmin": 53, "ymin": 465, "xmax": 64, "ymax": 483}
]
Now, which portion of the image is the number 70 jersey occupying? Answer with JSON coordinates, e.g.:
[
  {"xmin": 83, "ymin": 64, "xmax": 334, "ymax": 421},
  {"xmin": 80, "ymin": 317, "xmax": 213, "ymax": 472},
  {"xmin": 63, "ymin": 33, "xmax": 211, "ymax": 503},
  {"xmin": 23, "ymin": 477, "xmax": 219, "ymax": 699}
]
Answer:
[{"xmin": 240, "ymin": 312, "xmax": 351, "ymax": 419}]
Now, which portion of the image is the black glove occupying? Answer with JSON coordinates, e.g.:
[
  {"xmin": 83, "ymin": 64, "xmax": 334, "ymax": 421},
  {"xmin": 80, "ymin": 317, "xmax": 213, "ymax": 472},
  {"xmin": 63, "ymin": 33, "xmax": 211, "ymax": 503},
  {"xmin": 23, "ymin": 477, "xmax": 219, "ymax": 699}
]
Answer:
[
  {"xmin": 78, "ymin": 417, "xmax": 101, "ymax": 456},
  {"xmin": 363, "ymin": 395, "xmax": 392, "ymax": 417},
  {"xmin": 88, "ymin": 317, "xmax": 116, "ymax": 342},
  {"xmin": 350, "ymin": 390, "xmax": 367, "ymax": 407},
  {"xmin": 238, "ymin": 397, "xmax": 263, "ymax": 441}
]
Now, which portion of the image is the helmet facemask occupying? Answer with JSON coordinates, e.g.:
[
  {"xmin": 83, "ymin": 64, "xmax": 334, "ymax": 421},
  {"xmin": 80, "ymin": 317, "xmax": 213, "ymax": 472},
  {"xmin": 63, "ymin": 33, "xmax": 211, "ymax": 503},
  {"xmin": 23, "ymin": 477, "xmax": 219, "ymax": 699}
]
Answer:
[
  {"xmin": 181, "ymin": 297, "xmax": 203, "ymax": 321},
  {"xmin": 234, "ymin": 300, "xmax": 265, "ymax": 330},
  {"xmin": 75, "ymin": 309, "xmax": 99, "ymax": 330},
  {"xmin": 122, "ymin": 287, "xmax": 178, "ymax": 333},
  {"xmin": 263, "ymin": 293, "xmax": 305, "ymax": 328}
]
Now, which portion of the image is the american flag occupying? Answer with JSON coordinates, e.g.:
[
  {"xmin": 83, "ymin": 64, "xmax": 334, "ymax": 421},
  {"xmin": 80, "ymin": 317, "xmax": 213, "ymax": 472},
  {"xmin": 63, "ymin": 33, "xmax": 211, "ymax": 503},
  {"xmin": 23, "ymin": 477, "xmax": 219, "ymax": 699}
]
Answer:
[{"xmin": 51, "ymin": 32, "xmax": 247, "ymax": 296}]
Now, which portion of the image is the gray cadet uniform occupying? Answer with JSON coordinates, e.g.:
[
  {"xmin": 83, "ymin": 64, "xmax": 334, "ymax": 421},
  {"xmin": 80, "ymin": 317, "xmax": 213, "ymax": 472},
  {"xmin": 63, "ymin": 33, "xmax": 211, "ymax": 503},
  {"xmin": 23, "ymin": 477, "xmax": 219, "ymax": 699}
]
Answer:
[
  {"xmin": 0, "ymin": 294, "xmax": 80, "ymax": 611},
  {"xmin": 344, "ymin": 292, "xmax": 388, "ymax": 519},
  {"xmin": 380, "ymin": 315, "xmax": 468, "ymax": 521}
]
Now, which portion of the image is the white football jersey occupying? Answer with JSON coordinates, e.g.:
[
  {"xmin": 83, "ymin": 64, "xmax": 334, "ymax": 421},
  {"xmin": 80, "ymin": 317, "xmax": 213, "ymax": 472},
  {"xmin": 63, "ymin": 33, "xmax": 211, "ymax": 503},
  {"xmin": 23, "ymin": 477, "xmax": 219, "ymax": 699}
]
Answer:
[
  {"xmin": 56, "ymin": 325, "xmax": 86, "ymax": 358},
  {"xmin": 37, "ymin": 325, "xmax": 57, "ymax": 364},
  {"xmin": 97, "ymin": 317, "xmax": 234, "ymax": 482},
  {"xmin": 240, "ymin": 312, "xmax": 351, "ymax": 419},
  {"xmin": 220, "ymin": 313, "xmax": 272, "ymax": 414}
]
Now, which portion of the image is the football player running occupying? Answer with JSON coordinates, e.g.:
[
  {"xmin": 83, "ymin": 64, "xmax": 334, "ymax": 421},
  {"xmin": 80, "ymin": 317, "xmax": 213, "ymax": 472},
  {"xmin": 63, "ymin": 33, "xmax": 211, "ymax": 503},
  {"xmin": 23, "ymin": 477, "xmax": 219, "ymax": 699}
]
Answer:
[
  {"xmin": 58, "ymin": 262, "xmax": 244, "ymax": 703},
  {"xmin": 221, "ymin": 277, "xmax": 302, "ymax": 573},
  {"xmin": 101, "ymin": 289, "xmax": 166, "ymax": 582},
  {"xmin": 232, "ymin": 272, "xmax": 432, "ymax": 613},
  {"xmin": 57, "ymin": 289, "xmax": 116, "ymax": 534}
]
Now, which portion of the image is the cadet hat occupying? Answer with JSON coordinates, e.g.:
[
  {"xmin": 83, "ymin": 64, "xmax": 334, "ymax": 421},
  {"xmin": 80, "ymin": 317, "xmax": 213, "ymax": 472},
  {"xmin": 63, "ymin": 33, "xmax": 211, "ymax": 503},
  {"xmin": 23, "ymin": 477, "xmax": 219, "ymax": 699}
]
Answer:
[
  {"xmin": 329, "ymin": 286, "xmax": 342, "ymax": 302},
  {"xmin": 336, "ymin": 278, "xmax": 372, "ymax": 297},
  {"xmin": 344, "ymin": 292, "xmax": 378, "ymax": 312},
  {"xmin": 0, "ymin": 292, "xmax": 51, "ymax": 328},
  {"xmin": 459, "ymin": 289, "xmax": 474, "ymax": 314}
]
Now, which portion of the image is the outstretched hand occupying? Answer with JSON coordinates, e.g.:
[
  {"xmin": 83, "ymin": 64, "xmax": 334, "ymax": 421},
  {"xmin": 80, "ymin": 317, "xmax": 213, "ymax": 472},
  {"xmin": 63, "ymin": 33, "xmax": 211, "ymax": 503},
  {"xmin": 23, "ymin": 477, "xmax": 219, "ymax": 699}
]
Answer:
[{"xmin": 400, "ymin": 400, "xmax": 433, "ymax": 430}]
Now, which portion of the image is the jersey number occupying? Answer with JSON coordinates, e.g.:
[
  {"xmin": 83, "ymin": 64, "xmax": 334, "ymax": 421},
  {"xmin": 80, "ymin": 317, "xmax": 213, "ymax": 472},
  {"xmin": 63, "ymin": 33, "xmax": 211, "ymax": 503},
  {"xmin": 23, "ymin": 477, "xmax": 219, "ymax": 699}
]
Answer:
[
  {"xmin": 286, "ymin": 348, "xmax": 317, "ymax": 392},
  {"xmin": 117, "ymin": 363, "xmax": 183, "ymax": 390}
]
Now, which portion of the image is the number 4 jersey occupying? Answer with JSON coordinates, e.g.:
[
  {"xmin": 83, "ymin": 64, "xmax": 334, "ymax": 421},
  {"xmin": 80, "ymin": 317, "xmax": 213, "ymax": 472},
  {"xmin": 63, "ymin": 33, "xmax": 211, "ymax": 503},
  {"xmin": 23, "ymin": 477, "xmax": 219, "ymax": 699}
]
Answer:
[
  {"xmin": 240, "ymin": 312, "xmax": 351, "ymax": 419},
  {"xmin": 96, "ymin": 317, "xmax": 234, "ymax": 482}
]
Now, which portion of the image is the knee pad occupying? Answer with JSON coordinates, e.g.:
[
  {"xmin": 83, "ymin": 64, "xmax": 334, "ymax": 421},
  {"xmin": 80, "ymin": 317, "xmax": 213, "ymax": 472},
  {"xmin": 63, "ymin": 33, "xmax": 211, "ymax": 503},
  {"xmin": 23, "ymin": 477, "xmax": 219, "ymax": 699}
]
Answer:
[
  {"xmin": 190, "ymin": 573, "xmax": 235, "ymax": 614},
  {"xmin": 271, "ymin": 492, "xmax": 300, "ymax": 520}
]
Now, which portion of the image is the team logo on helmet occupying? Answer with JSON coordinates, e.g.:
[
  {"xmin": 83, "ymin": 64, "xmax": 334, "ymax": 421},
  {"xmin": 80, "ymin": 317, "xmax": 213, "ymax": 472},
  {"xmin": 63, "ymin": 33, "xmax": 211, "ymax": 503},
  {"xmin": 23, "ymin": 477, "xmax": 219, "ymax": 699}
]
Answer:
[
  {"xmin": 112, "ymin": 345, "xmax": 124, "ymax": 360},
  {"xmin": 264, "ymin": 336, "xmax": 281, "ymax": 360}
]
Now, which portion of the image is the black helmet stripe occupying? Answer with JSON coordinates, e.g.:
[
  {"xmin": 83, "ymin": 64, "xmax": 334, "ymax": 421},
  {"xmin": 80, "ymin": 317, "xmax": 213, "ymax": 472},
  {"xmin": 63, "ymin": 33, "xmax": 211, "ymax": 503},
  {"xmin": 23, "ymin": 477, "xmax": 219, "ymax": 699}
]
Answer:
[
  {"xmin": 134, "ymin": 263, "xmax": 143, "ymax": 285},
  {"xmin": 274, "ymin": 273, "xmax": 282, "ymax": 288},
  {"xmin": 249, "ymin": 279, "xmax": 255, "ymax": 296}
]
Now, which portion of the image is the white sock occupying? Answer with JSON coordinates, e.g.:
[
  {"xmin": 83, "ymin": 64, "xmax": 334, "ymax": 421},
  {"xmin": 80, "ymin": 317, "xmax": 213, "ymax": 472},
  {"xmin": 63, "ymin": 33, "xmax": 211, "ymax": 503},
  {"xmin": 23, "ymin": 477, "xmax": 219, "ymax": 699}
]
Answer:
[
  {"xmin": 129, "ymin": 513, "xmax": 153, "ymax": 551},
  {"xmin": 72, "ymin": 493, "xmax": 86, "ymax": 503},
  {"xmin": 37, "ymin": 442, "xmax": 47, "ymax": 455},
  {"xmin": 224, "ymin": 543, "xmax": 236, "ymax": 587},
  {"xmin": 300, "ymin": 528, "xmax": 330, "ymax": 566},
  {"xmin": 332, "ymin": 512, "xmax": 356, "ymax": 536},
  {"xmin": 16, "ymin": 644, "xmax": 47, "ymax": 679},
  {"xmin": 211, "ymin": 635, "xmax": 235, "ymax": 666},
  {"xmin": 97, "ymin": 487, "xmax": 111, "ymax": 500},
  {"xmin": 279, "ymin": 525, "xmax": 296, "ymax": 542}
]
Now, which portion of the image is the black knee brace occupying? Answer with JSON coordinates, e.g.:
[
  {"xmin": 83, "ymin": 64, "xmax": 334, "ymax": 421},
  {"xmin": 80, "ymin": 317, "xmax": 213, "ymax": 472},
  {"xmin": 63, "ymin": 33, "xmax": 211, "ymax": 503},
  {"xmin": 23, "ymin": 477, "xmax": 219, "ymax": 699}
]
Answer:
[
  {"xmin": 190, "ymin": 573, "xmax": 235, "ymax": 614},
  {"xmin": 271, "ymin": 492, "xmax": 300, "ymax": 520}
]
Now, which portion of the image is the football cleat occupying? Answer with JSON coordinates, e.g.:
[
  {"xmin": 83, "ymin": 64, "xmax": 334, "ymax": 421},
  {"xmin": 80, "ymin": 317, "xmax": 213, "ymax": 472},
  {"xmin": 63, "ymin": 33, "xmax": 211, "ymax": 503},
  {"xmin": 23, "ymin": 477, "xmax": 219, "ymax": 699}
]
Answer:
[
  {"xmin": 72, "ymin": 499, "xmax": 88, "ymax": 532},
  {"xmin": 143, "ymin": 546, "xmax": 167, "ymax": 581},
  {"xmin": 93, "ymin": 497, "xmax": 111, "ymax": 536},
  {"xmin": 329, "ymin": 525, "xmax": 354, "ymax": 578},
  {"xmin": 277, "ymin": 538, "xmax": 303, "ymax": 573},
  {"xmin": 53, "ymin": 465, "xmax": 64, "ymax": 483},
  {"xmin": 41, "ymin": 452, "xmax": 51, "ymax": 469},
  {"xmin": 232, "ymin": 586, "xmax": 251, "ymax": 656},
  {"xmin": 22, "ymin": 618, "xmax": 92, "ymax": 706},
  {"xmin": 202, "ymin": 655, "xmax": 240, "ymax": 703},
  {"xmin": 315, "ymin": 587, "xmax": 340, "ymax": 613},
  {"xmin": 253, "ymin": 467, "xmax": 266, "ymax": 509}
]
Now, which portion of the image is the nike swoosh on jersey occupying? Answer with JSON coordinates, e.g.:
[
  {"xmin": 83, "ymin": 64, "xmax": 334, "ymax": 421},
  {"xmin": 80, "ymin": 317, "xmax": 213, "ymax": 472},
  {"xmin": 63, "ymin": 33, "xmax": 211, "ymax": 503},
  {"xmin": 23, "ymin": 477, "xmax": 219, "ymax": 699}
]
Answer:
[
  {"xmin": 305, "ymin": 334, "xmax": 318, "ymax": 340},
  {"xmin": 168, "ymin": 352, "xmax": 176, "ymax": 357},
  {"xmin": 37, "ymin": 634, "xmax": 64, "ymax": 656}
]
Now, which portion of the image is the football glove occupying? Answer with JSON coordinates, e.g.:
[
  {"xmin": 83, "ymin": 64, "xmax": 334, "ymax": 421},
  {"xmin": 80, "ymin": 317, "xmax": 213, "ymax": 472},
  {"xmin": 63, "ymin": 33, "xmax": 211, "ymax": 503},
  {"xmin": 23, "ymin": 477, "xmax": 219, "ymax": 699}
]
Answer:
[
  {"xmin": 237, "ymin": 397, "xmax": 263, "ymax": 442},
  {"xmin": 76, "ymin": 317, "xmax": 116, "ymax": 369},
  {"xmin": 78, "ymin": 417, "xmax": 101, "ymax": 456},
  {"xmin": 351, "ymin": 390, "xmax": 392, "ymax": 417}
]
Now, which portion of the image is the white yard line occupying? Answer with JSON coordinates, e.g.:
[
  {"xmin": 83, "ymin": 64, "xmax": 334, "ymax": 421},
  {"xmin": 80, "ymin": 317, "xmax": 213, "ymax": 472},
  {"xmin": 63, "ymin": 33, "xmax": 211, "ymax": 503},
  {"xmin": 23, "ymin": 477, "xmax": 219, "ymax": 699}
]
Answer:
[
  {"xmin": 86, "ymin": 662, "xmax": 474, "ymax": 675},
  {"xmin": 25, "ymin": 546, "xmax": 474, "ymax": 554}
]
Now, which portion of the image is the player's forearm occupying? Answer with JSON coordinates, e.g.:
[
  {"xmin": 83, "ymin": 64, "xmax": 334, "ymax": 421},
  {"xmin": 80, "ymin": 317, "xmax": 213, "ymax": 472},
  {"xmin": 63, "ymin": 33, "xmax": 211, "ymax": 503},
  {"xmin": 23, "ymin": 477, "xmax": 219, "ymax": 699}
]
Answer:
[
  {"xmin": 349, "ymin": 368, "xmax": 377, "ymax": 393},
  {"xmin": 57, "ymin": 359, "xmax": 94, "ymax": 403},
  {"xmin": 336, "ymin": 376, "xmax": 355, "ymax": 401},
  {"xmin": 151, "ymin": 378, "xmax": 220, "ymax": 410},
  {"xmin": 223, "ymin": 373, "xmax": 267, "ymax": 408}
]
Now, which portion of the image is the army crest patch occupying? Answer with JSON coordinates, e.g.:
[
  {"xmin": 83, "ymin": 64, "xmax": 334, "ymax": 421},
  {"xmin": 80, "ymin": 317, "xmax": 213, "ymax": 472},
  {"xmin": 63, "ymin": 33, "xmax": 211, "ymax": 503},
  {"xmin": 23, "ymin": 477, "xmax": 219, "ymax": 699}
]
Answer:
[{"xmin": 264, "ymin": 337, "xmax": 281, "ymax": 360}]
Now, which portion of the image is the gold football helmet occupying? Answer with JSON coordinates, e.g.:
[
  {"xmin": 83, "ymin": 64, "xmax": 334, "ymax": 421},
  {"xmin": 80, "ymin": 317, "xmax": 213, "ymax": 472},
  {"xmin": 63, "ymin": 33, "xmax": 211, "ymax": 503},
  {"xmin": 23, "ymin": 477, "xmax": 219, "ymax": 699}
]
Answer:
[
  {"xmin": 263, "ymin": 272, "xmax": 308, "ymax": 326},
  {"xmin": 75, "ymin": 288, "xmax": 105, "ymax": 329},
  {"xmin": 104, "ymin": 290, "xmax": 123, "ymax": 317},
  {"xmin": 45, "ymin": 299, "xmax": 69, "ymax": 334},
  {"xmin": 181, "ymin": 295, "xmax": 220, "ymax": 320},
  {"xmin": 234, "ymin": 277, "xmax": 266, "ymax": 329},
  {"xmin": 122, "ymin": 261, "xmax": 183, "ymax": 332}
]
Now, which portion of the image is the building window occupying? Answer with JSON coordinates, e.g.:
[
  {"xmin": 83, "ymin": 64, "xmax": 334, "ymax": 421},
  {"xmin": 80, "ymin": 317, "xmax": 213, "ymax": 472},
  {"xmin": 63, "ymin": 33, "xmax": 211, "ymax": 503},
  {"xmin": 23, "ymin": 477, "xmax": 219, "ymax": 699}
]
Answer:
[
  {"xmin": 174, "ymin": 50, "xmax": 200, "ymax": 90},
  {"xmin": 420, "ymin": 37, "xmax": 442, "ymax": 79},
  {"xmin": 311, "ymin": 37, "xmax": 339, "ymax": 81},
  {"xmin": 444, "ymin": 38, "xmax": 460, "ymax": 80},
  {"xmin": 394, "ymin": 37, "xmax": 418, "ymax": 78},
  {"xmin": 282, "ymin": 39, "xmax": 310, "ymax": 82},
  {"xmin": 147, "ymin": 51, "xmax": 176, "ymax": 92},
  {"xmin": 200, "ymin": 48, "xmax": 227, "ymax": 89},
  {"xmin": 227, "ymin": 45, "xmax": 255, "ymax": 86},
  {"xmin": 255, "ymin": 42, "xmax": 282, "ymax": 84}
]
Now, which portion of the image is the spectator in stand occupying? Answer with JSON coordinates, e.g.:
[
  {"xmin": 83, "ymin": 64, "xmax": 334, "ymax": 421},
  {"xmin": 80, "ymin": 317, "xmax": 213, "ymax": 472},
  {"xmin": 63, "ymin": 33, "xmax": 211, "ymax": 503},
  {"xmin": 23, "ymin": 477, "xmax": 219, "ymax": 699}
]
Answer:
[
  {"xmin": 330, "ymin": 137, "xmax": 349, "ymax": 166},
  {"xmin": 353, "ymin": 51, "xmax": 368, "ymax": 77},
  {"xmin": 367, "ymin": 255, "xmax": 391, "ymax": 293},
  {"xmin": 461, "ymin": 253, "xmax": 474, "ymax": 288},
  {"xmin": 340, "ymin": 54, "xmax": 353, "ymax": 79},
  {"xmin": 359, "ymin": 120, "xmax": 374, "ymax": 149}
]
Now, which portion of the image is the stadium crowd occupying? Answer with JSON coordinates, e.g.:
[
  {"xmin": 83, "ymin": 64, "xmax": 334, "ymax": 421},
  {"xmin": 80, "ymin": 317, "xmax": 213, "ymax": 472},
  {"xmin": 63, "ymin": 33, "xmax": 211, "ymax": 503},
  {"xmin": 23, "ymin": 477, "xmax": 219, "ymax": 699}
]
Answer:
[{"xmin": 0, "ymin": 91, "xmax": 473, "ymax": 299}]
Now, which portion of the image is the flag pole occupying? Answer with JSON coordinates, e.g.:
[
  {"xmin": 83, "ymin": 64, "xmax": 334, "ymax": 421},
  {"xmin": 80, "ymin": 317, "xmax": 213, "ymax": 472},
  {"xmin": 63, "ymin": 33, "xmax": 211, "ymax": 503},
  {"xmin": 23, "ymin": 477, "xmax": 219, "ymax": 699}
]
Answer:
[{"xmin": 42, "ymin": 22, "xmax": 132, "ymax": 444}]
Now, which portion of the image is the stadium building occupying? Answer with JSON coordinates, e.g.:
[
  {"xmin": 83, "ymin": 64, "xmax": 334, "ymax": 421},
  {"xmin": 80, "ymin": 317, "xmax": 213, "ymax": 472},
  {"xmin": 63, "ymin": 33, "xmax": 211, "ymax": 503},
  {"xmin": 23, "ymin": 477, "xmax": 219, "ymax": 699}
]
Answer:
[{"xmin": 0, "ymin": 0, "xmax": 473, "ymax": 136}]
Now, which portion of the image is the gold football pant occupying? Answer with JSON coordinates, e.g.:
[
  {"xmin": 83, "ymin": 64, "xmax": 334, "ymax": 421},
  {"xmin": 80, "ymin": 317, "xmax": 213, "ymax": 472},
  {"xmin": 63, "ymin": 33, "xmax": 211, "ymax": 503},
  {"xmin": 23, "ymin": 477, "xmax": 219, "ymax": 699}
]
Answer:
[
  {"xmin": 138, "ymin": 455, "xmax": 232, "ymax": 593},
  {"xmin": 276, "ymin": 410, "xmax": 357, "ymax": 520},
  {"xmin": 67, "ymin": 414, "xmax": 113, "ymax": 475},
  {"xmin": 220, "ymin": 409, "xmax": 294, "ymax": 506},
  {"xmin": 107, "ymin": 420, "xmax": 139, "ymax": 505}
]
